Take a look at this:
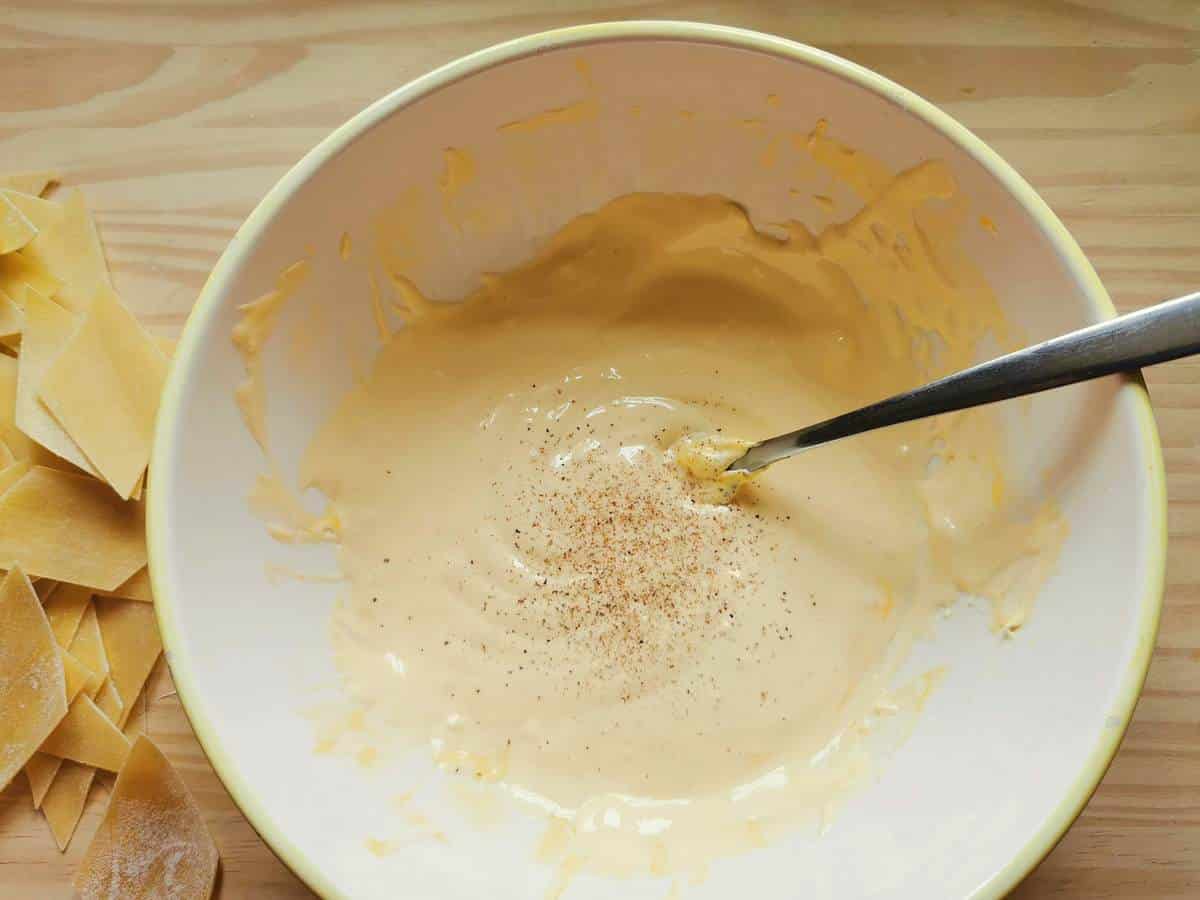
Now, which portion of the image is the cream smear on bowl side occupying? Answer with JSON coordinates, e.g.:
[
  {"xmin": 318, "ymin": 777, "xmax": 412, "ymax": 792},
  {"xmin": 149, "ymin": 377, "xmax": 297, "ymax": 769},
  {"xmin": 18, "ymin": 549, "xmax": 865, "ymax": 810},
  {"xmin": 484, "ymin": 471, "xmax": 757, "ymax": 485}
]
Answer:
[{"xmin": 232, "ymin": 121, "xmax": 1066, "ymax": 884}]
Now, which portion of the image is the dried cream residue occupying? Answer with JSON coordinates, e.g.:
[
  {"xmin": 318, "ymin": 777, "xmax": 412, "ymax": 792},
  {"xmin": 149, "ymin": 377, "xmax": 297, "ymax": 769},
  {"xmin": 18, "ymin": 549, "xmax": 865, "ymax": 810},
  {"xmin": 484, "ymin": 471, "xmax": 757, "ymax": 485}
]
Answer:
[
  {"xmin": 232, "ymin": 259, "xmax": 342, "ymax": 546},
  {"xmin": 500, "ymin": 99, "xmax": 599, "ymax": 134},
  {"xmin": 438, "ymin": 148, "xmax": 476, "ymax": 198},
  {"xmin": 499, "ymin": 61, "xmax": 598, "ymax": 134},
  {"xmin": 231, "ymin": 259, "xmax": 309, "ymax": 451},
  {"xmin": 248, "ymin": 472, "xmax": 340, "ymax": 545}
]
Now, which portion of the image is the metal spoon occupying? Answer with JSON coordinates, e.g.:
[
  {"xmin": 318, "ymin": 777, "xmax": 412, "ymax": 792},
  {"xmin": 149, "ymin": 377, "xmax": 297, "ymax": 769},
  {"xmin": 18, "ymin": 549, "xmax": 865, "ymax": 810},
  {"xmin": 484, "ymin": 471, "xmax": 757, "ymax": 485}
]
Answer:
[{"xmin": 727, "ymin": 291, "xmax": 1200, "ymax": 474}]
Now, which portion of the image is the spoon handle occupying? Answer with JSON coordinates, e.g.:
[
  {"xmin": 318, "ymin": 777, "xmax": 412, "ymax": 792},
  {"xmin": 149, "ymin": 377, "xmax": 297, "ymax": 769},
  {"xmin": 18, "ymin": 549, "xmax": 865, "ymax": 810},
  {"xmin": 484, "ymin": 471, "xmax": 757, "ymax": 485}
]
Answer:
[{"xmin": 731, "ymin": 291, "xmax": 1200, "ymax": 473}]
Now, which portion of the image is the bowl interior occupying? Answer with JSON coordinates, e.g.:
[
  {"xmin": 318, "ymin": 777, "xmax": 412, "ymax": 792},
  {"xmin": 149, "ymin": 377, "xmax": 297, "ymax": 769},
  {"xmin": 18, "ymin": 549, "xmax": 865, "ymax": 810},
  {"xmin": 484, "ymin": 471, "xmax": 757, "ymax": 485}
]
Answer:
[{"xmin": 154, "ymin": 27, "xmax": 1162, "ymax": 900}]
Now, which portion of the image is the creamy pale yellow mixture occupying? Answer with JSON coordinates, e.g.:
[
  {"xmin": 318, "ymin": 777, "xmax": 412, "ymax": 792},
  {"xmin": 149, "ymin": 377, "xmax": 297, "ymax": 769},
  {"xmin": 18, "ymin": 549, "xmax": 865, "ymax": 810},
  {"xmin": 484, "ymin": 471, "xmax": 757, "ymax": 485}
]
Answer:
[{"xmin": 238, "ymin": 131, "xmax": 1065, "ymax": 879}]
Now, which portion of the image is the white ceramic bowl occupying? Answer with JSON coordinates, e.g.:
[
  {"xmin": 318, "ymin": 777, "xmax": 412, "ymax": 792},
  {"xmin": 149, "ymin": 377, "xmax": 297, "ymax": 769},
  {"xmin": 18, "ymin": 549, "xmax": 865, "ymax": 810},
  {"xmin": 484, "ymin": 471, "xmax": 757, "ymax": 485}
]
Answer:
[{"xmin": 150, "ymin": 22, "xmax": 1165, "ymax": 900}]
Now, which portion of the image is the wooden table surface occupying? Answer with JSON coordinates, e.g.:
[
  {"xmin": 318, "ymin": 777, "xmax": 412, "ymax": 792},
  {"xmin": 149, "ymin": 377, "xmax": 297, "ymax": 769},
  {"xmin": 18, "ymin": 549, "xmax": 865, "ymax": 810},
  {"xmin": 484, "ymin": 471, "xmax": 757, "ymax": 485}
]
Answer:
[{"xmin": 0, "ymin": 2, "xmax": 1196, "ymax": 897}]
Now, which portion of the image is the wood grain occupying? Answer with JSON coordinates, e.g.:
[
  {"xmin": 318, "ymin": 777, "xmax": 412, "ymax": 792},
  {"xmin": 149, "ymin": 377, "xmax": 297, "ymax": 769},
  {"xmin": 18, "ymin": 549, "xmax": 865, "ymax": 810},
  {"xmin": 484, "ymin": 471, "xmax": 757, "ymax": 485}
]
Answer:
[{"xmin": 0, "ymin": 1, "xmax": 1196, "ymax": 897}]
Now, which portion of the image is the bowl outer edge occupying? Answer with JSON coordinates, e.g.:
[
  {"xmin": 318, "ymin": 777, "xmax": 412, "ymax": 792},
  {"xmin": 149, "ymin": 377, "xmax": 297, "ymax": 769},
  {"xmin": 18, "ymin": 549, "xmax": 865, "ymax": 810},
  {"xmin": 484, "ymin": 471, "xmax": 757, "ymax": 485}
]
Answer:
[{"xmin": 147, "ymin": 20, "xmax": 1168, "ymax": 900}]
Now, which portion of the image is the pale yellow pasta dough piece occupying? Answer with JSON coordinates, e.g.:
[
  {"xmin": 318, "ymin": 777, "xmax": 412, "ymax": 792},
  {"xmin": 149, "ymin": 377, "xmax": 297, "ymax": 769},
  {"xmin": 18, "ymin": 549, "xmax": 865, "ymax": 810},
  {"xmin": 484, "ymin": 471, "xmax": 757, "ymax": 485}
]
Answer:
[
  {"xmin": 74, "ymin": 736, "xmax": 219, "ymax": 900},
  {"xmin": 25, "ymin": 586, "xmax": 102, "ymax": 808},
  {"xmin": 95, "ymin": 566, "xmax": 153, "ymax": 604},
  {"xmin": 0, "ymin": 457, "xmax": 31, "ymax": 496},
  {"xmin": 24, "ymin": 750, "xmax": 62, "ymax": 808},
  {"xmin": 121, "ymin": 694, "xmax": 146, "ymax": 742},
  {"xmin": 0, "ymin": 565, "xmax": 67, "ymax": 790},
  {"xmin": 0, "ymin": 247, "xmax": 62, "ymax": 300},
  {"xmin": 42, "ymin": 581, "xmax": 92, "ymax": 648},
  {"xmin": 94, "ymin": 597, "xmax": 161, "ymax": 728},
  {"xmin": 0, "ymin": 465, "xmax": 146, "ymax": 591},
  {"xmin": 40, "ymin": 759, "xmax": 96, "ymax": 850},
  {"xmin": 128, "ymin": 469, "xmax": 144, "ymax": 501},
  {"xmin": 39, "ymin": 284, "xmax": 169, "ymax": 499},
  {"xmin": 61, "ymin": 648, "xmax": 96, "ymax": 705},
  {"xmin": 1, "ymin": 189, "xmax": 64, "ymax": 233},
  {"xmin": 0, "ymin": 193, "xmax": 37, "ymax": 254},
  {"xmin": 19, "ymin": 190, "xmax": 109, "ymax": 314},
  {"xmin": 32, "ymin": 677, "xmax": 123, "ymax": 822},
  {"xmin": 0, "ymin": 438, "xmax": 11, "ymax": 468},
  {"xmin": 0, "ymin": 287, "xmax": 21, "ymax": 339},
  {"xmin": 0, "ymin": 354, "xmax": 39, "ymax": 461},
  {"xmin": 15, "ymin": 287, "xmax": 100, "ymax": 475},
  {"xmin": 0, "ymin": 171, "xmax": 59, "ymax": 197},
  {"xmin": 40, "ymin": 693, "xmax": 131, "ymax": 772},
  {"xmin": 69, "ymin": 603, "xmax": 111, "ymax": 696},
  {"xmin": 94, "ymin": 676, "xmax": 124, "ymax": 724}
]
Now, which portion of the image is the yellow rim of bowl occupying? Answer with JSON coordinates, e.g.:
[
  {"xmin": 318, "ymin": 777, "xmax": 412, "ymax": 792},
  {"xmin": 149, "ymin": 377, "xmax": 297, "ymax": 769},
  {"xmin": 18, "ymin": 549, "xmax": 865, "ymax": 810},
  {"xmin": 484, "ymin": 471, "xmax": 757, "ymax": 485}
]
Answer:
[{"xmin": 149, "ymin": 20, "xmax": 1166, "ymax": 900}]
